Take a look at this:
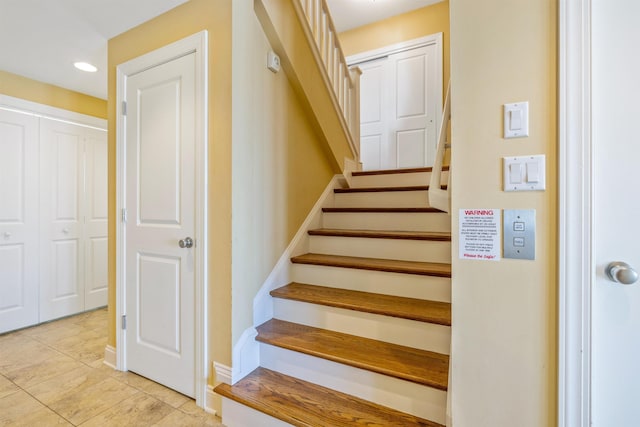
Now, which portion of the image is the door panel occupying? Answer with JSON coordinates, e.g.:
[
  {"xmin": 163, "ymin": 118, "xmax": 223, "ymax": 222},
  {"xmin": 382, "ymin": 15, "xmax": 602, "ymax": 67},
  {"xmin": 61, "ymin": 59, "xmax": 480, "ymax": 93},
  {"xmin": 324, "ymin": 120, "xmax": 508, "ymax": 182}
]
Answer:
[
  {"xmin": 125, "ymin": 52, "xmax": 196, "ymax": 397},
  {"xmin": 592, "ymin": 1, "xmax": 640, "ymax": 425},
  {"xmin": 388, "ymin": 45, "xmax": 437, "ymax": 169},
  {"xmin": 40, "ymin": 119, "xmax": 84, "ymax": 322},
  {"xmin": 359, "ymin": 59, "xmax": 386, "ymax": 171},
  {"xmin": 0, "ymin": 110, "xmax": 38, "ymax": 333},
  {"xmin": 357, "ymin": 42, "xmax": 439, "ymax": 171},
  {"xmin": 84, "ymin": 128, "xmax": 108, "ymax": 309}
]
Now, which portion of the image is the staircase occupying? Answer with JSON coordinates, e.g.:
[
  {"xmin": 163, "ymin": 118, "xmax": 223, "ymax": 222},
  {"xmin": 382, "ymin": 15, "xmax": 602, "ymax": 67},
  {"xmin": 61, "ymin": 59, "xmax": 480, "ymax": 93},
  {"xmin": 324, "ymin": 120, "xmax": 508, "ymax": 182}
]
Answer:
[{"xmin": 215, "ymin": 166, "xmax": 452, "ymax": 426}]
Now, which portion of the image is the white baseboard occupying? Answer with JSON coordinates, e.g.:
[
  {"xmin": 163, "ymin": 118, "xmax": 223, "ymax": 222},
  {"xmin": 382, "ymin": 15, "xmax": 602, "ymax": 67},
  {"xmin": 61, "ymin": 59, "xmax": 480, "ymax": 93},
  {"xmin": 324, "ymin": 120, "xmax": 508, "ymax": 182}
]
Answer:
[
  {"xmin": 205, "ymin": 384, "xmax": 219, "ymax": 416},
  {"xmin": 214, "ymin": 361, "xmax": 233, "ymax": 385},
  {"xmin": 103, "ymin": 345, "xmax": 117, "ymax": 369},
  {"xmin": 342, "ymin": 156, "xmax": 361, "ymax": 188}
]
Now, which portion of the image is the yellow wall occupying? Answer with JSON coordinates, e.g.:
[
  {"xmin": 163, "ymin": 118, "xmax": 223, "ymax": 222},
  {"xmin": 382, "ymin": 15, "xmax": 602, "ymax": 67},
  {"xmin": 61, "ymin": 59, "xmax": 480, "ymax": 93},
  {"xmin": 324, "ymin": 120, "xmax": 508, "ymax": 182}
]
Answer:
[
  {"xmin": 106, "ymin": 0, "xmax": 233, "ymax": 407},
  {"xmin": 339, "ymin": 1, "xmax": 450, "ymax": 94},
  {"xmin": 231, "ymin": 0, "xmax": 335, "ymax": 344},
  {"xmin": 449, "ymin": 0, "xmax": 557, "ymax": 425},
  {"xmin": 0, "ymin": 70, "xmax": 107, "ymax": 118}
]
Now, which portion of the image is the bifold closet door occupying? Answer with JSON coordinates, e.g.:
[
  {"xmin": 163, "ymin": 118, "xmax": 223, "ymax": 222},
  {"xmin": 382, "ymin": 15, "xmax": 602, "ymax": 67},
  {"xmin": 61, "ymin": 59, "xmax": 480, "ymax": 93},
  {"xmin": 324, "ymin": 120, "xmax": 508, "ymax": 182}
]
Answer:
[
  {"xmin": 0, "ymin": 109, "xmax": 39, "ymax": 334},
  {"xmin": 83, "ymin": 128, "xmax": 108, "ymax": 310},
  {"xmin": 39, "ymin": 119, "xmax": 107, "ymax": 322}
]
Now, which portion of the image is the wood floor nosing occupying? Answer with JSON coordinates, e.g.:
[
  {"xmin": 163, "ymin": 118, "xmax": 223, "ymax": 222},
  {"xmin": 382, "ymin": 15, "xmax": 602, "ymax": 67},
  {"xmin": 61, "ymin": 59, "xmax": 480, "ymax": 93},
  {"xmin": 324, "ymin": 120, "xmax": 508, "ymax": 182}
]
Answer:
[
  {"xmin": 307, "ymin": 228, "xmax": 452, "ymax": 241},
  {"xmin": 214, "ymin": 367, "xmax": 444, "ymax": 427},
  {"xmin": 290, "ymin": 253, "xmax": 452, "ymax": 277},
  {"xmin": 256, "ymin": 319, "xmax": 449, "ymax": 390},
  {"xmin": 351, "ymin": 166, "xmax": 449, "ymax": 177},
  {"xmin": 322, "ymin": 207, "xmax": 444, "ymax": 213},
  {"xmin": 271, "ymin": 282, "xmax": 451, "ymax": 325}
]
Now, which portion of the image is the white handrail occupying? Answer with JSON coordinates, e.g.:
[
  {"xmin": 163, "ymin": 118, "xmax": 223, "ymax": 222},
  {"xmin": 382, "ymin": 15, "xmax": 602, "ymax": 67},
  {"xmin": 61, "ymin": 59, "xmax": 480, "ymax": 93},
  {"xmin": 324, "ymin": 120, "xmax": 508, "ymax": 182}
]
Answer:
[
  {"xmin": 429, "ymin": 81, "xmax": 451, "ymax": 213},
  {"xmin": 294, "ymin": 0, "xmax": 360, "ymax": 160}
]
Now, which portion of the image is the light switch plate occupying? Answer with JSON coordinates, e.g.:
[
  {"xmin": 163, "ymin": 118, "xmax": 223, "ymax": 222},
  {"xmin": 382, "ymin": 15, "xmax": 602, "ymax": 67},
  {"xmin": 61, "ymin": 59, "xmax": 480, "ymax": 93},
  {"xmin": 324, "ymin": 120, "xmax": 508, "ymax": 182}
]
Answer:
[
  {"xmin": 504, "ymin": 209, "xmax": 535, "ymax": 260},
  {"xmin": 504, "ymin": 102, "xmax": 529, "ymax": 138},
  {"xmin": 503, "ymin": 155, "xmax": 546, "ymax": 191}
]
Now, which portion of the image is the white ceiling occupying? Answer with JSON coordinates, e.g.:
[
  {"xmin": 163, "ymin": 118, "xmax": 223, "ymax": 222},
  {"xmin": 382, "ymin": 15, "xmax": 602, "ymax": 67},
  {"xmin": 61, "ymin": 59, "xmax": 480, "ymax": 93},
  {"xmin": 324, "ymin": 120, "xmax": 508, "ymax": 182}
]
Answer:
[{"xmin": 0, "ymin": 0, "xmax": 442, "ymax": 100}]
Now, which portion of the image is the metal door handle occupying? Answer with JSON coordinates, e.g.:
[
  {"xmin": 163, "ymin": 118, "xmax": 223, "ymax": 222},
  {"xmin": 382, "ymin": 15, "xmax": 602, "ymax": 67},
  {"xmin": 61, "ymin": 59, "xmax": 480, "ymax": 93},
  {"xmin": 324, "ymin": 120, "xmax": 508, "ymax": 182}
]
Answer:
[
  {"xmin": 178, "ymin": 237, "xmax": 193, "ymax": 249},
  {"xmin": 606, "ymin": 261, "xmax": 639, "ymax": 285}
]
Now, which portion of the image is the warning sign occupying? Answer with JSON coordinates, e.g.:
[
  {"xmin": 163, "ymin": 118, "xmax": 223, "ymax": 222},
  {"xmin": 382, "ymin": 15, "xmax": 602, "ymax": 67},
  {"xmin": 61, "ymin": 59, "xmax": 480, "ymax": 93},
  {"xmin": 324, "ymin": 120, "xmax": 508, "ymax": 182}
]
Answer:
[{"xmin": 459, "ymin": 209, "xmax": 501, "ymax": 261}]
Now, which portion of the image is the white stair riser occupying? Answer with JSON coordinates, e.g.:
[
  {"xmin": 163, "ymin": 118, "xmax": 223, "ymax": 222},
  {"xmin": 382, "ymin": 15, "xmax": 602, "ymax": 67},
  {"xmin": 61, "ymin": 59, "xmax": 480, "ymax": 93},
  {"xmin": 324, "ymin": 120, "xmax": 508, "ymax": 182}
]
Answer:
[
  {"xmin": 260, "ymin": 344, "xmax": 447, "ymax": 424},
  {"xmin": 292, "ymin": 263, "xmax": 451, "ymax": 302},
  {"xmin": 221, "ymin": 398, "xmax": 292, "ymax": 427},
  {"xmin": 333, "ymin": 190, "xmax": 430, "ymax": 208},
  {"xmin": 351, "ymin": 171, "xmax": 448, "ymax": 188},
  {"xmin": 273, "ymin": 299, "xmax": 451, "ymax": 354},
  {"xmin": 308, "ymin": 235, "xmax": 452, "ymax": 263},
  {"xmin": 322, "ymin": 212, "xmax": 451, "ymax": 232}
]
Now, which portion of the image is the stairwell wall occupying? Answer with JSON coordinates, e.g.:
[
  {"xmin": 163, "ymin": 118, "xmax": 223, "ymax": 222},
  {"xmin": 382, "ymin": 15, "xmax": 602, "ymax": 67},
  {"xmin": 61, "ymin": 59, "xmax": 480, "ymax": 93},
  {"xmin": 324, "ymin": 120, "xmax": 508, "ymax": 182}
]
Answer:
[
  {"xmin": 449, "ymin": 0, "xmax": 557, "ymax": 426},
  {"xmin": 231, "ymin": 0, "xmax": 336, "ymax": 347}
]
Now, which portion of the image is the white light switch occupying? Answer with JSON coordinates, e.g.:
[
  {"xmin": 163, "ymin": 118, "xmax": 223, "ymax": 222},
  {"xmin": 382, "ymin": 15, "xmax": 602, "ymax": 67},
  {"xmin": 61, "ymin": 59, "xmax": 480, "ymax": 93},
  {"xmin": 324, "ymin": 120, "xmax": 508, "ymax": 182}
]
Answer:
[
  {"xmin": 504, "ymin": 102, "xmax": 529, "ymax": 138},
  {"xmin": 504, "ymin": 155, "xmax": 546, "ymax": 191},
  {"xmin": 526, "ymin": 161, "xmax": 539, "ymax": 183}
]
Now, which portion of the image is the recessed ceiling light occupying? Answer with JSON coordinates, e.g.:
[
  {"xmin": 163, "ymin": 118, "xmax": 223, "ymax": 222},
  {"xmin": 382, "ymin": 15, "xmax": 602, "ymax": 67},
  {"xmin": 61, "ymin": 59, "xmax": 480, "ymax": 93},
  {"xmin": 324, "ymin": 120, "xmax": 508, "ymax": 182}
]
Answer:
[{"xmin": 74, "ymin": 62, "xmax": 97, "ymax": 73}]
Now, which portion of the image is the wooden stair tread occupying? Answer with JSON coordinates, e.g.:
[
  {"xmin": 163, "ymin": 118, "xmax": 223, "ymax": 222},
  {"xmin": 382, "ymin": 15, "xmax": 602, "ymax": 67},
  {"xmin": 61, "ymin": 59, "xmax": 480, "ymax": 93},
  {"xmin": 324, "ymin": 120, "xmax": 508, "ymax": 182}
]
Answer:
[
  {"xmin": 352, "ymin": 166, "xmax": 450, "ymax": 176},
  {"xmin": 291, "ymin": 253, "xmax": 451, "ymax": 277},
  {"xmin": 214, "ymin": 367, "xmax": 443, "ymax": 427},
  {"xmin": 271, "ymin": 282, "xmax": 451, "ymax": 326},
  {"xmin": 335, "ymin": 185, "xmax": 447, "ymax": 193},
  {"xmin": 335, "ymin": 185, "xmax": 428, "ymax": 193},
  {"xmin": 256, "ymin": 319, "xmax": 449, "ymax": 390},
  {"xmin": 322, "ymin": 207, "xmax": 444, "ymax": 213},
  {"xmin": 308, "ymin": 228, "xmax": 451, "ymax": 241}
]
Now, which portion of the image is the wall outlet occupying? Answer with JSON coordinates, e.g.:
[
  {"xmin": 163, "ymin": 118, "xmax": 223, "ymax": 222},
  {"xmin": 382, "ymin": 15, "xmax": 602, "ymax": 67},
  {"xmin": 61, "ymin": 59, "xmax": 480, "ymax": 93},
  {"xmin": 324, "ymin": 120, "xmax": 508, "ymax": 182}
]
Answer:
[{"xmin": 267, "ymin": 51, "xmax": 280, "ymax": 73}]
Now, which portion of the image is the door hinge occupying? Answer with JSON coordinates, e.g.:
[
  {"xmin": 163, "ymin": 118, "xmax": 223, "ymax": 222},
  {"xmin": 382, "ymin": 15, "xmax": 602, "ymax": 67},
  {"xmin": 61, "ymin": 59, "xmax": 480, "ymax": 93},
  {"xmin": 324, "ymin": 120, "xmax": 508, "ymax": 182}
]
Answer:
[
  {"xmin": 122, "ymin": 101, "xmax": 127, "ymax": 116},
  {"xmin": 121, "ymin": 208, "xmax": 127, "ymax": 223},
  {"xmin": 121, "ymin": 315, "xmax": 127, "ymax": 330}
]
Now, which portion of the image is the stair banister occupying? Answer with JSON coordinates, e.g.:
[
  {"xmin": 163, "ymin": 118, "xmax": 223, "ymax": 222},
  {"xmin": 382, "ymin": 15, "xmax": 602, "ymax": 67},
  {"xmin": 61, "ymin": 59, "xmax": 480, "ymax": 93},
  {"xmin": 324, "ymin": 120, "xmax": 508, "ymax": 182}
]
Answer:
[
  {"xmin": 294, "ymin": 0, "xmax": 361, "ymax": 161},
  {"xmin": 429, "ymin": 81, "xmax": 452, "ymax": 213}
]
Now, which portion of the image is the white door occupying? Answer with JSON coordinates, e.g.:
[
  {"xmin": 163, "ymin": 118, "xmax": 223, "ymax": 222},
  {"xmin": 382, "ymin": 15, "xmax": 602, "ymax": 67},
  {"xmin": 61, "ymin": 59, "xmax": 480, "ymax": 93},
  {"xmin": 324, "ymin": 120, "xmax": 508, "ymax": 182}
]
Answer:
[
  {"xmin": 357, "ymin": 43, "xmax": 439, "ymax": 171},
  {"xmin": 359, "ymin": 58, "xmax": 387, "ymax": 171},
  {"xmin": 39, "ymin": 119, "xmax": 86, "ymax": 322},
  {"xmin": 124, "ymin": 52, "xmax": 196, "ymax": 397},
  {"xmin": 84, "ymin": 128, "xmax": 108, "ymax": 310},
  {"xmin": 0, "ymin": 109, "xmax": 39, "ymax": 334},
  {"xmin": 592, "ymin": 1, "xmax": 640, "ymax": 425}
]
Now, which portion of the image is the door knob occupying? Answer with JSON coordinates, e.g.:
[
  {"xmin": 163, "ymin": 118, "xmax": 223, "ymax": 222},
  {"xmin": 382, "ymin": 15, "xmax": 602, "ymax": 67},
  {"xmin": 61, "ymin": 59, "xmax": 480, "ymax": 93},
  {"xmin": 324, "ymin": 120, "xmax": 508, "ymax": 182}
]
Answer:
[
  {"xmin": 605, "ymin": 261, "xmax": 639, "ymax": 285},
  {"xmin": 178, "ymin": 237, "xmax": 194, "ymax": 249}
]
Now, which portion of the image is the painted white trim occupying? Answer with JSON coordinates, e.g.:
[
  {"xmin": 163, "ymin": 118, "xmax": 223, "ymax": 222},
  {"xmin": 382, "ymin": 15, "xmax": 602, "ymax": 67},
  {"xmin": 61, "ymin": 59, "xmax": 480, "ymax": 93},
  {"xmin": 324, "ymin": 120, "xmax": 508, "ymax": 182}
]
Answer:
[
  {"xmin": 230, "ymin": 328, "xmax": 259, "ymax": 385},
  {"xmin": 205, "ymin": 385, "xmax": 219, "ymax": 415},
  {"xmin": 0, "ymin": 94, "xmax": 106, "ymax": 130},
  {"xmin": 103, "ymin": 345, "xmax": 117, "ymax": 369},
  {"xmin": 214, "ymin": 362, "xmax": 233, "ymax": 385},
  {"xmin": 558, "ymin": 1, "xmax": 592, "ymax": 426},
  {"xmin": 115, "ymin": 30, "xmax": 209, "ymax": 408}
]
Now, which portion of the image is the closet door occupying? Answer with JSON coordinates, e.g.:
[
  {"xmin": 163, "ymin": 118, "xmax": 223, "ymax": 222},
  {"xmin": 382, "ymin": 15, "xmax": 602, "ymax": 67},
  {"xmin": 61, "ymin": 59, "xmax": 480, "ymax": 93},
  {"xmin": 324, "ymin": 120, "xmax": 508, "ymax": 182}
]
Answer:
[
  {"xmin": 0, "ymin": 109, "xmax": 39, "ymax": 333},
  {"xmin": 84, "ymin": 128, "xmax": 108, "ymax": 310},
  {"xmin": 39, "ymin": 118, "xmax": 85, "ymax": 321}
]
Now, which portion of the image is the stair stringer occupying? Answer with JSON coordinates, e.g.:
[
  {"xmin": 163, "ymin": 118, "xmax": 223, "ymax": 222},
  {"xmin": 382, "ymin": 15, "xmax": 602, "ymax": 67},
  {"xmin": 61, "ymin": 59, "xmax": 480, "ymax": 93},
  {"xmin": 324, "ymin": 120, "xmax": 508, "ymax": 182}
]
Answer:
[{"xmin": 226, "ymin": 175, "xmax": 344, "ymax": 385}]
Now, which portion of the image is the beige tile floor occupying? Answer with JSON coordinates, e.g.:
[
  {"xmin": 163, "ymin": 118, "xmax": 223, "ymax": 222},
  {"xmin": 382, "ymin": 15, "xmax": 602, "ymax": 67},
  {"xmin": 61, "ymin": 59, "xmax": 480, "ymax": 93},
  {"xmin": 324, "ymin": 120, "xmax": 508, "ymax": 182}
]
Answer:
[{"xmin": 0, "ymin": 308, "xmax": 224, "ymax": 426}]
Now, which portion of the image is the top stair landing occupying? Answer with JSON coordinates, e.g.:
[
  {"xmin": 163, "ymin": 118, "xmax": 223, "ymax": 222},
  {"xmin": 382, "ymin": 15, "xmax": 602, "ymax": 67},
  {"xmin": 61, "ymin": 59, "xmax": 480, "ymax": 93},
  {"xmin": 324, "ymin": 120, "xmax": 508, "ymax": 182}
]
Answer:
[{"xmin": 351, "ymin": 167, "xmax": 449, "ymax": 188}]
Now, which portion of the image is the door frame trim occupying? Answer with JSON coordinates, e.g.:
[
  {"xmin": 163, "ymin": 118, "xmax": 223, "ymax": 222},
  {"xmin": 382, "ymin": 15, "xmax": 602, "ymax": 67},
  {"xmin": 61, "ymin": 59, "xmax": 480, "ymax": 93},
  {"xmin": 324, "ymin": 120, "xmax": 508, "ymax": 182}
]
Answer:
[
  {"xmin": 558, "ymin": 1, "xmax": 592, "ymax": 426},
  {"xmin": 115, "ymin": 30, "xmax": 209, "ymax": 407}
]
